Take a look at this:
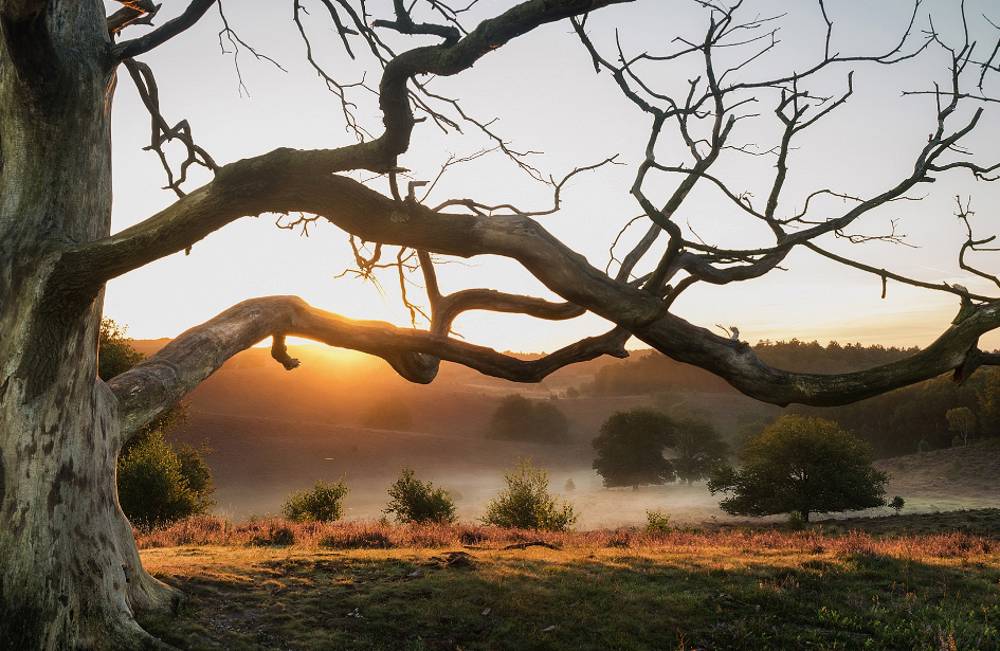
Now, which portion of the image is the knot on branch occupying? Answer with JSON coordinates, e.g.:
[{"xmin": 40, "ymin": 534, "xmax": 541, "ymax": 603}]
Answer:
[
  {"xmin": 950, "ymin": 285, "xmax": 978, "ymax": 324},
  {"xmin": 270, "ymin": 334, "xmax": 300, "ymax": 371},
  {"xmin": 953, "ymin": 346, "xmax": 984, "ymax": 385},
  {"xmin": 387, "ymin": 351, "xmax": 440, "ymax": 385}
]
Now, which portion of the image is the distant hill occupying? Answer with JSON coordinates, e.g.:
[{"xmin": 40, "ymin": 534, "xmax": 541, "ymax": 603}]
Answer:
[{"xmin": 876, "ymin": 438, "xmax": 1000, "ymax": 511}]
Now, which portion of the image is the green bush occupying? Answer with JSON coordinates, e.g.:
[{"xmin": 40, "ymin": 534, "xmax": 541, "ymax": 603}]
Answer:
[
  {"xmin": 645, "ymin": 509, "xmax": 671, "ymax": 533},
  {"xmin": 118, "ymin": 431, "xmax": 214, "ymax": 530},
  {"xmin": 383, "ymin": 468, "xmax": 456, "ymax": 524},
  {"xmin": 282, "ymin": 480, "xmax": 349, "ymax": 522},
  {"xmin": 98, "ymin": 318, "xmax": 145, "ymax": 382},
  {"xmin": 482, "ymin": 459, "xmax": 576, "ymax": 531}
]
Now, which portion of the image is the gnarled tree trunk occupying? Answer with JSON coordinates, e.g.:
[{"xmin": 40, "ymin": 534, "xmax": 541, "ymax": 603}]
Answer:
[{"xmin": 0, "ymin": 3, "xmax": 177, "ymax": 648}]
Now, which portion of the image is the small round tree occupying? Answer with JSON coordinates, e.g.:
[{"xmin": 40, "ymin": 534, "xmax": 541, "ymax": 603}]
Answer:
[
  {"xmin": 482, "ymin": 459, "xmax": 576, "ymax": 531},
  {"xmin": 592, "ymin": 409, "xmax": 675, "ymax": 489},
  {"xmin": 383, "ymin": 468, "xmax": 456, "ymax": 524},
  {"xmin": 708, "ymin": 415, "xmax": 887, "ymax": 523}
]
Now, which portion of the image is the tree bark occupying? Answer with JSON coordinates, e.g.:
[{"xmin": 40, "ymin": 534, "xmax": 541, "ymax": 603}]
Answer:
[{"xmin": 0, "ymin": 3, "xmax": 178, "ymax": 648}]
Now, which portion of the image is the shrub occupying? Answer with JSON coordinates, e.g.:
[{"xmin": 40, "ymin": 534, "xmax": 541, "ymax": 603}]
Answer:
[
  {"xmin": 489, "ymin": 394, "xmax": 570, "ymax": 444},
  {"xmin": 249, "ymin": 523, "xmax": 296, "ymax": 546},
  {"xmin": 282, "ymin": 480, "xmax": 349, "ymax": 522},
  {"xmin": 383, "ymin": 468, "xmax": 456, "ymax": 524},
  {"xmin": 645, "ymin": 510, "xmax": 671, "ymax": 533},
  {"xmin": 708, "ymin": 415, "xmax": 887, "ymax": 522},
  {"xmin": 482, "ymin": 459, "xmax": 577, "ymax": 531},
  {"xmin": 117, "ymin": 431, "xmax": 213, "ymax": 530}
]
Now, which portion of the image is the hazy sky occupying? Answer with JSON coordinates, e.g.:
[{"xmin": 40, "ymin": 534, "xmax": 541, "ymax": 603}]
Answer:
[{"xmin": 104, "ymin": 0, "xmax": 1000, "ymax": 353}]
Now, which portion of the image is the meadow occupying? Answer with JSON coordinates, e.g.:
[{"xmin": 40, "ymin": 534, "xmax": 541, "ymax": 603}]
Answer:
[{"xmin": 138, "ymin": 512, "xmax": 1000, "ymax": 650}]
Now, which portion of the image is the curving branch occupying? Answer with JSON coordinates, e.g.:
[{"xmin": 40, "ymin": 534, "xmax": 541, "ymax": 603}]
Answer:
[
  {"xmin": 123, "ymin": 58, "xmax": 218, "ymax": 197},
  {"xmin": 112, "ymin": 0, "xmax": 216, "ymax": 60},
  {"xmin": 59, "ymin": 0, "xmax": 1000, "ymax": 416},
  {"xmin": 107, "ymin": 295, "xmax": 629, "ymax": 440},
  {"xmin": 432, "ymin": 289, "xmax": 584, "ymax": 335},
  {"xmin": 68, "ymin": 150, "xmax": 1000, "ymax": 409}
]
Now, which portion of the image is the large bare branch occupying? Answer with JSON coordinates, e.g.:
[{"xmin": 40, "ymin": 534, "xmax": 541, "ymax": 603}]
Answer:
[
  {"xmin": 71, "ymin": 151, "xmax": 1000, "ymax": 408},
  {"xmin": 68, "ymin": 0, "xmax": 1000, "ymax": 414},
  {"xmin": 107, "ymin": 296, "xmax": 629, "ymax": 440}
]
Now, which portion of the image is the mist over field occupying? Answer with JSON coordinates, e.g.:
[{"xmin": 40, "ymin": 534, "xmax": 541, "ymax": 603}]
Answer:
[{"xmin": 135, "ymin": 341, "xmax": 999, "ymax": 528}]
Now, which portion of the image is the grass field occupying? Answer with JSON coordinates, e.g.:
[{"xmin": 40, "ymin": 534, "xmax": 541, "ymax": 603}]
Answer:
[{"xmin": 138, "ymin": 512, "xmax": 1000, "ymax": 650}]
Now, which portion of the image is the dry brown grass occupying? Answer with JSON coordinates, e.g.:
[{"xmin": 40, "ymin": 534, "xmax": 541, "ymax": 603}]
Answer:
[{"xmin": 136, "ymin": 513, "xmax": 998, "ymax": 562}]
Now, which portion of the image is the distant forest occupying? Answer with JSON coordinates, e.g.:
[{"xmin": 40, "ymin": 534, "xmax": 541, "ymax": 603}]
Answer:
[{"xmin": 578, "ymin": 340, "xmax": 1000, "ymax": 458}]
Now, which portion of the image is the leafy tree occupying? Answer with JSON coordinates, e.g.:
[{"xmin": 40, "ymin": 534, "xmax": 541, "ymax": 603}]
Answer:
[
  {"xmin": 890, "ymin": 496, "xmax": 905, "ymax": 515},
  {"xmin": 383, "ymin": 468, "xmax": 456, "ymax": 524},
  {"xmin": 282, "ymin": 481, "xmax": 349, "ymax": 523},
  {"xmin": 99, "ymin": 319, "xmax": 214, "ymax": 529},
  {"xmin": 592, "ymin": 409, "xmax": 675, "ymax": 489},
  {"xmin": 708, "ymin": 416, "xmax": 887, "ymax": 523},
  {"xmin": 669, "ymin": 418, "xmax": 729, "ymax": 484},
  {"xmin": 946, "ymin": 406, "xmax": 977, "ymax": 446},
  {"xmin": 482, "ymin": 460, "xmax": 576, "ymax": 531},
  {"xmin": 489, "ymin": 394, "xmax": 570, "ymax": 444}
]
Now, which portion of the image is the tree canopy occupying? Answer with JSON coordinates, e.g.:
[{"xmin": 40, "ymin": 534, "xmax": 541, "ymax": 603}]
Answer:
[
  {"xmin": 670, "ymin": 418, "xmax": 729, "ymax": 484},
  {"xmin": 708, "ymin": 415, "xmax": 888, "ymax": 522},
  {"xmin": 592, "ymin": 409, "xmax": 676, "ymax": 488}
]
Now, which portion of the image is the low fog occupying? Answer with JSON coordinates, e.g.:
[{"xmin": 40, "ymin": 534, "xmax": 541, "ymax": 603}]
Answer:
[{"xmin": 143, "ymin": 343, "xmax": 994, "ymax": 528}]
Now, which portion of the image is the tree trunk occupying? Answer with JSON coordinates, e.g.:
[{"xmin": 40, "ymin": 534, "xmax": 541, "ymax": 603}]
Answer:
[{"xmin": 0, "ymin": 3, "xmax": 177, "ymax": 648}]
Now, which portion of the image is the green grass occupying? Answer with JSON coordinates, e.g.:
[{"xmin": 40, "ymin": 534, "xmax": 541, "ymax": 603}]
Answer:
[{"xmin": 139, "ymin": 517, "xmax": 1000, "ymax": 650}]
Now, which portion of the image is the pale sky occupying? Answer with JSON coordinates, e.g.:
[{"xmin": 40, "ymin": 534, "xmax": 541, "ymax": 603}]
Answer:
[{"xmin": 104, "ymin": 0, "xmax": 1000, "ymax": 353}]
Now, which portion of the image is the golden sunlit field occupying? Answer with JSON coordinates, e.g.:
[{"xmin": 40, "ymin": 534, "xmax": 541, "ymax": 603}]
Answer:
[{"xmin": 137, "ymin": 512, "xmax": 1000, "ymax": 650}]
